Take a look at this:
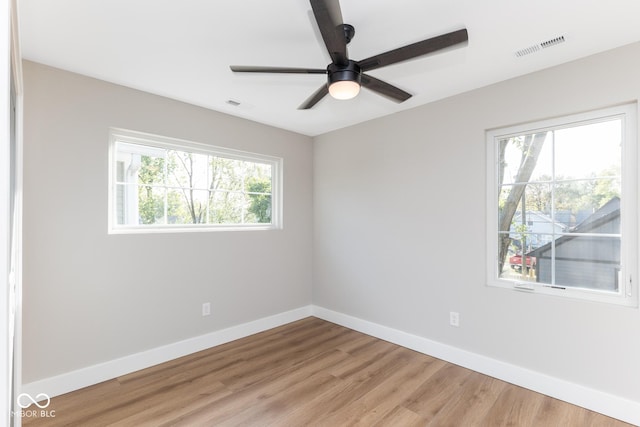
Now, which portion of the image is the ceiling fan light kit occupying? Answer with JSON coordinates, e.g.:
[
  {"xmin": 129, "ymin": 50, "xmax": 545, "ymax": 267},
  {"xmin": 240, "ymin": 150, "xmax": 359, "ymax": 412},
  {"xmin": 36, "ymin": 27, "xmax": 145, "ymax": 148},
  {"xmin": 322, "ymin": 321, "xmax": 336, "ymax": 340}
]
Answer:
[
  {"xmin": 230, "ymin": 0, "xmax": 468, "ymax": 109},
  {"xmin": 327, "ymin": 61, "xmax": 362, "ymax": 100},
  {"xmin": 328, "ymin": 80, "xmax": 360, "ymax": 100}
]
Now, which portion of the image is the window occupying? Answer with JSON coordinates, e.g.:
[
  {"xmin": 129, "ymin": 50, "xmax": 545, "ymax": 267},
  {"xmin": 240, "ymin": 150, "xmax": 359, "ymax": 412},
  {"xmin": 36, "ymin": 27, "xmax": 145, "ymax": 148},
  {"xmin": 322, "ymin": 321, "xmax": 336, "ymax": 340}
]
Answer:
[
  {"xmin": 109, "ymin": 129, "xmax": 282, "ymax": 233},
  {"xmin": 486, "ymin": 104, "xmax": 637, "ymax": 305}
]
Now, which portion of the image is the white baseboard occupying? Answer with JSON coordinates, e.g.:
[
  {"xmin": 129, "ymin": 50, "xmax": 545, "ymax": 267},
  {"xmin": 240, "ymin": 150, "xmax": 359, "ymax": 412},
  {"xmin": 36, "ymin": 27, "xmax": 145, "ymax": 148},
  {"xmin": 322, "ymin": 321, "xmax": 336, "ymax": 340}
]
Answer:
[
  {"xmin": 21, "ymin": 305, "xmax": 313, "ymax": 400},
  {"xmin": 21, "ymin": 304, "xmax": 640, "ymax": 426},
  {"xmin": 311, "ymin": 305, "xmax": 640, "ymax": 426}
]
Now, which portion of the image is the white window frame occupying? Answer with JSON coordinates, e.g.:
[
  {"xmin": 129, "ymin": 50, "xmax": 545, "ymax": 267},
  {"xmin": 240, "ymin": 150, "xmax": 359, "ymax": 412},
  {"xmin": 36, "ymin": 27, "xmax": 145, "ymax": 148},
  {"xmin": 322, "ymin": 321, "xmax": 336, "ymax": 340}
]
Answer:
[
  {"xmin": 486, "ymin": 104, "xmax": 638, "ymax": 306},
  {"xmin": 108, "ymin": 128, "xmax": 283, "ymax": 234}
]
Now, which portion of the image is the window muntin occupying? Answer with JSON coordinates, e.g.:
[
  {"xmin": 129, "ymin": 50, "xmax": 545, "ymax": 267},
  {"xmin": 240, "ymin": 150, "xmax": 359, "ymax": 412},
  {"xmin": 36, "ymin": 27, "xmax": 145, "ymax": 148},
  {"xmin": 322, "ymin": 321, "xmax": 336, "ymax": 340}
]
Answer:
[
  {"xmin": 487, "ymin": 105, "xmax": 637, "ymax": 305},
  {"xmin": 109, "ymin": 129, "xmax": 281, "ymax": 233}
]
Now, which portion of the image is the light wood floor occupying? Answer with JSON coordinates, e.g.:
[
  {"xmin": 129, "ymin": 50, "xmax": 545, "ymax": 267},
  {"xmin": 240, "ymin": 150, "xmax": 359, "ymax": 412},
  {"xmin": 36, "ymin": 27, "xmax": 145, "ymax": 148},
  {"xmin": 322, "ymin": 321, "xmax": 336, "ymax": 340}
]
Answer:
[{"xmin": 22, "ymin": 317, "xmax": 632, "ymax": 426}]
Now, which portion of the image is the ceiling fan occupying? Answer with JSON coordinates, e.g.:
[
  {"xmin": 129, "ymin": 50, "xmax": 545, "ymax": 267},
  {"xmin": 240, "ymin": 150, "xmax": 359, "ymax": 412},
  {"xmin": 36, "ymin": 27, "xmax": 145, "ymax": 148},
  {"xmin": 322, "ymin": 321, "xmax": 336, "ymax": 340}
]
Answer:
[{"xmin": 230, "ymin": 0, "xmax": 468, "ymax": 109}]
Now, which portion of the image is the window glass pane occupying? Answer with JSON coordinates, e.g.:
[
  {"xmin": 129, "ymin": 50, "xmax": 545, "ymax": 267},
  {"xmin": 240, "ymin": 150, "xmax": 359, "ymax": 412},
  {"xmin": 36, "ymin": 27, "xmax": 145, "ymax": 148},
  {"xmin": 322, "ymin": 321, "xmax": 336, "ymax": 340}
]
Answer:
[
  {"xmin": 552, "ymin": 179, "xmax": 621, "ymax": 227},
  {"xmin": 246, "ymin": 194, "xmax": 272, "ymax": 223},
  {"xmin": 244, "ymin": 163, "xmax": 272, "ymax": 189},
  {"xmin": 167, "ymin": 150, "xmax": 209, "ymax": 190},
  {"xmin": 138, "ymin": 186, "xmax": 165, "ymax": 225},
  {"xmin": 245, "ymin": 162, "xmax": 272, "ymax": 225},
  {"xmin": 116, "ymin": 161, "xmax": 125, "ymax": 181},
  {"xmin": 499, "ymin": 132, "xmax": 552, "ymax": 185},
  {"xmin": 498, "ymin": 232, "xmax": 539, "ymax": 282},
  {"xmin": 522, "ymin": 183, "xmax": 553, "ymax": 214},
  {"xmin": 166, "ymin": 190, "xmax": 188, "ymax": 224},
  {"xmin": 211, "ymin": 158, "xmax": 244, "ymax": 191},
  {"xmin": 544, "ymin": 236, "xmax": 620, "ymax": 291},
  {"xmin": 138, "ymin": 154, "xmax": 166, "ymax": 186},
  {"xmin": 166, "ymin": 189, "xmax": 209, "ymax": 224},
  {"xmin": 209, "ymin": 190, "xmax": 243, "ymax": 224},
  {"xmin": 115, "ymin": 183, "xmax": 126, "ymax": 225},
  {"xmin": 498, "ymin": 184, "xmax": 524, "ymax": 230},
  {"xmin": 498, "ymin": 183, "xmax": 554, "ymax": 233},
  {"xmin": 117, "ymin": 183, "xmax": 139, "ymax": 225},
  {"xmin": 554, "ymin": 120, "xmax": 621, "ymax": 180}
]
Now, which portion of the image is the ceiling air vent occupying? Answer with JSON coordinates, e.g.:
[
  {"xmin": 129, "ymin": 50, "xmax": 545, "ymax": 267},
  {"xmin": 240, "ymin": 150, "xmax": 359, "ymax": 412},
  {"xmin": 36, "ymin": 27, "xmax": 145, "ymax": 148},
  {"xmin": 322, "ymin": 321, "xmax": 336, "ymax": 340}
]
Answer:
[
  {"xmin": 515, "ymin": 44, "xmax": 540, "ymax": 58},
  {"xmin": 541, "ymin": 35, "xmax": 565, "ymax": 49},
  {"xmin": 515, "ymin": 35, "xmax": 566, "ymax": 57}
]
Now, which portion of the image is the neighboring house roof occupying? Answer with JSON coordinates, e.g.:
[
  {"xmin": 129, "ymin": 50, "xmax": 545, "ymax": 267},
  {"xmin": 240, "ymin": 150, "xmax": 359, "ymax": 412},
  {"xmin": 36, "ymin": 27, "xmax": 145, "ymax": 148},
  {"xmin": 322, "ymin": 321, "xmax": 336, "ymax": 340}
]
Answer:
[
  {"xmin": 568, "ymin": 196, "xmax": 620, "ymax": 232},
  {"xmin": 511, "ymin": 211, "xmax": 567, "ymax": 231},
  {"xmin": 528, "ymin": 197, "xmax": 620, "ymax": 257}
]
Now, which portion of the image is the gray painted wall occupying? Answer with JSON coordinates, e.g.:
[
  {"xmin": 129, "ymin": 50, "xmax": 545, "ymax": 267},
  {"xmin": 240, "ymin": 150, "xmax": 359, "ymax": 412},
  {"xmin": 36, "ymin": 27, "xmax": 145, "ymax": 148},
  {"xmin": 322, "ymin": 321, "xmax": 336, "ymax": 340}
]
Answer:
[
  {"xmin": 22, "ymin": 61, "xmax": 313, "ymax": 383},
  {"xmin": 22, "ymin": 42, "xmax": 640, "ymax": 405},
  {"xmin": 313, "ymin": 42, "xmax": 640, "ymax": 402}
]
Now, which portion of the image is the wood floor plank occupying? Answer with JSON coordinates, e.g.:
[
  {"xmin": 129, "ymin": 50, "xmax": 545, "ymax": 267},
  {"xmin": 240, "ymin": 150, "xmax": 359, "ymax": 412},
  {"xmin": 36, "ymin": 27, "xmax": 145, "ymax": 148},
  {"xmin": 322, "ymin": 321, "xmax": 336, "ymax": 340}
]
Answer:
[
  {"xmin": 349, "ymin": 356, "xmax": 446, "ymax": 426},
  {"xmin": 531, "ymin": 394, "xmax": 580, "ymax": 427},
  {"xmin": 403, "ymin": 361, "xmax": 474, "ymax": 419},
  {"xmin": 107, "ymin": 378, "xmax": 231, "ymax": 427},
  {"xmin": 268, "ymin": 345, "xmax": 412, "ymax": 425},
  {"xmin": 479, "ymin": 383, "xmax": 546, "ymax": 427},
  {"xmin": 163, "ymin": 349, "xmax": 350, "ymax": 426},
  {"xmin": 333, "ymin": 332, "xmax": 379, "ymax": 354},
  {"xmin": 373, "ymin": 405, "xmax": 427, "ymax": 427},
  {"xmin": 311, "ymin": 346, "xmax": 438, "ymax": 421},
  {"xmin": 316, "ymin": 349, "xmax": 447, "ymax": 426},
  {"xmin": 21, "ymin": 317, "xmax": 634, "ymax": 427},
  {"xmin": 215, "ymin": 371, "xmax": 344, "ymax": 426},
  {"xmin": 217, "ymin": 320, "xmax": 353, "ymax": 391},
  {"xmin": 424, "ymin": 370, "xmax": 507, "ymax": 426}
]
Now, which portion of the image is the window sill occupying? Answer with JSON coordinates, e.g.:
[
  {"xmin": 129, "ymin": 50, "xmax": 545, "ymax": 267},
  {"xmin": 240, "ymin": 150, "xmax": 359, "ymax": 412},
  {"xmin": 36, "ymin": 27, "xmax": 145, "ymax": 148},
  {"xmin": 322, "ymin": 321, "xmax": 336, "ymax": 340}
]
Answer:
[
  {"xmin": 487, "ymin": 279, "xmax": 637, "ymax": 307},
  {"xmin": 108, "ymin": 224, "xmax": 281, "ymax": 235}
]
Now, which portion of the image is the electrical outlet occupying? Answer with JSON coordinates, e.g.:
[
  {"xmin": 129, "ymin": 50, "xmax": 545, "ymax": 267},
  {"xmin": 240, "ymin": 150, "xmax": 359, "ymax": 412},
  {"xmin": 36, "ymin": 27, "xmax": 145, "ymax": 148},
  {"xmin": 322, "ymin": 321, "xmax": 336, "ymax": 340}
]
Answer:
[
  {"xmin": 202, "ymin": 302, "xmax": 211, "ymax": 316},
  {"xmin": 449, "ymin": 311, "xmax": 460, "ymax": 327}
]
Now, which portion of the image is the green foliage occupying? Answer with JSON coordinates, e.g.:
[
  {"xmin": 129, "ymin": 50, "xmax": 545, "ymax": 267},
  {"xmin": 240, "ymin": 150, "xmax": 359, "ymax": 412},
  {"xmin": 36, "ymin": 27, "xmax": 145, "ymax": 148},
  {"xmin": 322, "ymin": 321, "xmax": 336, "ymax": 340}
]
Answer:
[
  {"xmin": 138, "ymin": 155, "xmax": 165, "ymax": 186},
  {"xmin": 246, "ymin": 177, "xmax": 272, "ymax": 223},
  {"xmin": 208, "ymin": 158, "xmax": 245, "ymax": 224},
  {"xmin": 133, "ymin": 150, "xmax": 273, "ymax": 225},
  {"xmin": 138, "ymin": 156, "xmax": 165, "ymax": 224},
  {"xmin": 521, "ymin": 170, "xmax": 620, "ymax": 221}
]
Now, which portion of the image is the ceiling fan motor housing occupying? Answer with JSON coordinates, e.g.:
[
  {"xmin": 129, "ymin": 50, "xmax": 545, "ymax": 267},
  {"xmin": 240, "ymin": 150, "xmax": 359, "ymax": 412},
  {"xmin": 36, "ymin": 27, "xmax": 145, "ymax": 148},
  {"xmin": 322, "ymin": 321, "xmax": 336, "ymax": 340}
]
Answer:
[{"xmin": 327, "ymin": 60, "xmax": 362, "ymax": 86}]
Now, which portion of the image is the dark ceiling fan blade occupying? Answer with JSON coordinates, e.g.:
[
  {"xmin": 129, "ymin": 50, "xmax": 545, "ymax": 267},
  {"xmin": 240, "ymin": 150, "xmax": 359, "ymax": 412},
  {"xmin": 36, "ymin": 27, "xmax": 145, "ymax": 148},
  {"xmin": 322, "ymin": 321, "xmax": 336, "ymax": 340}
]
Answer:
[
  {"xmin": 298, "ymin": 84, "xmax": 329, "ymax": 109},
  {"xmin": 358, "ymin": 28, "xmax": 468, "ymax": 72},
  {"xmin": 230, "ymin": 65, "xmax": 326, "ymax": 74},
  {"xmin": 310, "ymin": 0, "xmax": 349, "ymax": 66},
  {"xmin": 361, "ymin": 74, "xmax": 412, "ymax": 103}
]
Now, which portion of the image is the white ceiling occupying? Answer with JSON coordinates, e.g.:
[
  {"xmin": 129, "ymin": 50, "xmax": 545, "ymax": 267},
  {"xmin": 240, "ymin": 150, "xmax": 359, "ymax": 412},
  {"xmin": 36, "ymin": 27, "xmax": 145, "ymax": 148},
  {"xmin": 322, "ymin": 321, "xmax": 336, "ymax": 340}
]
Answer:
[{"xmin": 18, "ymin": 0, "xmax": 640, "ymax": 136}]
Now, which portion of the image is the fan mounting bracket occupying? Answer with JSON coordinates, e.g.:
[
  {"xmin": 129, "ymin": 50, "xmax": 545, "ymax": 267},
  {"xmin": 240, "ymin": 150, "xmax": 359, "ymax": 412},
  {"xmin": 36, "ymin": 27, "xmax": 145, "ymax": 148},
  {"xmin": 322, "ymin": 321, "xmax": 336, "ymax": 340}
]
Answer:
[{"xmin": 342, "ymin": 24, "xmax": 355, "ymax": 45}]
